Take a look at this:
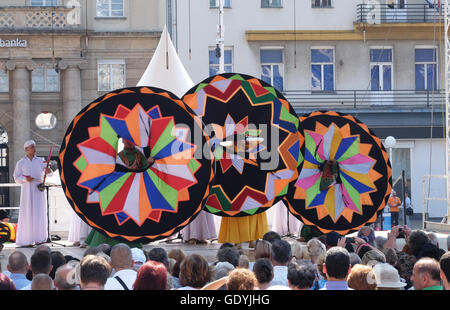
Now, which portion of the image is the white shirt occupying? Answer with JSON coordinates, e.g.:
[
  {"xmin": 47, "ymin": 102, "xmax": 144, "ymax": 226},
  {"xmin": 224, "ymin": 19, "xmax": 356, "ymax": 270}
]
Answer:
[
  {"xmin": 270, "ymin": 265, "xmax": 289, "ymax": 287},
  {"xmin": 104, "ymin": 269, "xmax": 137, "ymax": 290}
]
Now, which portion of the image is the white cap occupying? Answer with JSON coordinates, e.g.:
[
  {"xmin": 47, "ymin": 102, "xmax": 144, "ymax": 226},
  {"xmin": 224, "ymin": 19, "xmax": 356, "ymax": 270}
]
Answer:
[
  {"xmin": 131, "ymin": 248, "xmax": 146, "ymax": 264},
  {"xmin": 24, "ymin": 140, "xmax": 36, "ymax": 150},
  {"xmin": 372, "ymin": 263, "xmax": 407, "ymax": 288}
]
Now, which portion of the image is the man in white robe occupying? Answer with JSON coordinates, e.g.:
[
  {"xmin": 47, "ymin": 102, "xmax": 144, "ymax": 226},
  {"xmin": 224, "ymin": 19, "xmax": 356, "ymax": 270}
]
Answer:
[
  {"xmin": 271, "ymin": 201, "xmax": 303, "ymax": 237},
  {"xmin": 13, "ymin": 140, "xmax": 53, "ymax": 247}
]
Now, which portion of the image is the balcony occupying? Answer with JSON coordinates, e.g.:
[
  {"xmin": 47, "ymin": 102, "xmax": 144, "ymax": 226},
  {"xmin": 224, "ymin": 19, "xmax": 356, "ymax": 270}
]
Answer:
[
  {"xmin": 356, "ymin": 3, "xmax": 442, "ymax": 24},
  {"xmin": 283, "ymin": 89, "xmax": 444, "ymax": 111},
  {"xmin": 0, "ymin": 6, "xmax": 81, "ymax": 31}
]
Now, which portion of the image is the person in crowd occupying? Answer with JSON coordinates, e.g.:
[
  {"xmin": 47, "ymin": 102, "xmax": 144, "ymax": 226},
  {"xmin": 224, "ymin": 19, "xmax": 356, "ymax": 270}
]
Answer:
[
  {"xmin": 306, "ymin": 238, "xmax": 326, "ymax": 265},
  {"xmin": 411, "ymin": 257, "xmax": 443, "ymax": 290},
  {"xmin": 324, "ymin": 232, "xmax": 341, "ymax": 250},
  {"xmin": 291, "ymin": 241, "xmax": 310, "ymax": 262},
  {"xmin": 439, "ymin": 251, "xmax": 450, "ymax": 290},
  {"xmin": 321, "ymin": 247, "xmax": 352, "ymax": 290},
  {"xmin": 148, "ymin": 247, "xmax": 173, "ymax": 289},
  {"xmin": 372, "ymin": 263, "xmax": 407, "ymax": 290},
  {"xmin": 249, "ymin": 239, "xmax": 272, "ymax": 270},
  {"xmin": 252, "ymin": 258, "xmax": 274, "ymax": 290},
  {"xmin": 79, "ymin": 255, "xmax": 111, "ymax": 290},
  {"xmin": 347, "ymin": 264, "xmax": 376, "ymax": 290},
  {"xmin": 226, "ymin": 268, "xmax": 257, "ymax": 290},
  {"xmin": 314, "ymin": 251, "xmax": 328, "ymax": 289},
  {"xmin": 217, "ymin": 245, "xmax": 240, "ymax": 267},
  {"xmin": 131, "ymin": 247, "xmax": 147, "ymax": 272},
  {"xmin": 361, "ymin": 249, "xmax": 387, "ymax": 267},
  {"xmin": 269, "ymin": 239, "xmax": 292, "ymax": 287},
  {"xmin": 31, "ymin": 274, "xmax": 53, "ymax": 290},
  {"xmin": 238, "ymin": 254, "xmax": 250, "ymax": 269},
  {"xmin": 133, "ymin": 260, "xmax": 167, "ymax": 290},
  {"xmin": 178, "ymin": 254, "xmax": 211, "ymax": 290},
  {"xmin": 406, "ymin": 229, "xmax": 429, "ymax": 258},
  {"xmin": 388, "ymin": 190, "xmax": 401, "ymax": 227},
  {"xmin": 21, "ymin": 251, "xmax": 53, "ymax": 290},
  {"xmin": 54, "ymin": 263, "xmax": 79, "ymax": 290},
  {"xmin": 287, "ymin": 261, "xmax": 317, "ymax": 290},
  {"xmin": 49, "ymin": 251, "xmax": 66, "ymax": 280},
  {"xmin": 105, "ymin": 243, "xmax": 137, "ymax": 290},
  {"xmin": 349, "ymin": 253, "xmax": 362, "ymax": 267},
  {"xmin": 262, "ymin": 231, "xmax": 282, "ymax": 244},
  {"xmin": 168, "ymin": 248, "xmax": 186, "ymax": 289},
  {"xmin": 6, "ymin": 251, "xmax": 30, "ymax": 289},
  {"xmin": 357, "ymin": 226, "xmax": 375, "ymax": 246},
  {"xmin": 381, "ymin": 247, "xmax": 398, "ymax": 267},
  {"xmin": 13, "ymin": 140, "xmax": 53, "ymax": 247},
  {"xmin": 0, "ymin": 273, "xmax": 16, "ymax": 290},
  {"xmin": 374, "ymin": 236, "xmax": 388, "ymax": 250},
  {"xmin": 212, "ymin": 261, "xmax": 234, "ymax": 289}
]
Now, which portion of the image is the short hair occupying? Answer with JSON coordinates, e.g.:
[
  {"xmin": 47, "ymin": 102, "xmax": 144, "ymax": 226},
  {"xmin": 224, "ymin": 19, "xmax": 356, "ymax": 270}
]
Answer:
[
  {"xmin": 213, "ymin": 262, "xmax": 234, "ymax": 281},
  {"xmin": 291, "ymin": 242, "xmax": 310, "ymax": 261},
  {"xmin": 133, "ymin": 260, "xmax": 167, "ymax": 290},
  {"xmin": 347, "ymin": 264, "xmax": 376, "ymax": 290},
  {"xmin": 8, "ymin": 251, "xmax": 28, "ymax": 272},
  {"xmin": 217, "ymin": 246, "xmax": 240, "ymax": 267},
  {"xmin": 415, "ymin": 257, "xmax": 441, "ymax": 281},
  {"xmin": 34, "ymin": 244, "xmax": 51, "ymax": 255},
  {"xmin": 226, "ymin": 268, "xmax": 257, "ymax": 290},
  {"xmin": 0, "ymin": 273, "xmax": 16, "ymax": 290},
  {"xmin": 168, "ymin": 249, "xmax": 185, "ymax": 278},
  {"xmin": 374, "ymin": 236, "xmax": 388, "ymax": 250},
  {"xmin": 356, "ymin": 244, "xmax": 373, "ymax": 259},
  {"xmin": 179, "ymin": 254, "xmax": 211, "ymax": 288},
  {"xmin": 79, "ymin": 255, "xmax": 111, "ymax": 287},
  {"xmin": 325, "ymin": 247, "xmax": 350, "ymax": 279},
  {"xmin": 31, "ymin": 274, "xmax": 53, "ymax": 290},
  {"xmin": 110, "ymin": 243, "xmax": 133, "ymax": 269},
  {"xmin": 147, "ymin": 247, "xmax": 169, "ymax": 267},
  {"xmin": 262, "ymin": 231, "xmax": 281, "ymax": 244},
  {"xmin": 54, "ymin": 263, "xmax": 78, "ymax": 290},
  {"xmin": 382, "ymin": 248, "xmax": 398, "ymax": 267},
  {"xmin": 349, "ymin": 252, "xmax": 362, "ymax": 267},
  {"xmin": 96, "ymin": 243, "xmax": 112, "ymax": 256},
  {"xmin": 439, "ymin": 251, "xmax": 450, "ymax": 282},
  {"xmin": 418, "ymin": 242, "xmax": 442, "ymax": 261},
  {"xmin": 253, "ymin": 258, "xmax": 274, "ymax": 284},
  {"xmin": 49, "ymin": 251, "xmax": 66, "ymax": 279},
  {"xmin": 219, "ymin": 242, "xmax": 235, "ymax": 249},
  {"xmin": 30, "ymin": 251, "xmax": 52, "ymax": 275},
  {"xmin": 271, "ymin": 239, "xmax": 292, "ymax": 264},
  {"xmin": 238, "ymin": 255, "xmax": 250, "ymax": 269},
  {"xmin": 254, "ymin": 240, "xmax": 272, "ymax": 260},
  {"xmin": 306, "ymin": 238, "xmax": 326, "ymax": 258},
  {"xmin": 408, "ymin": 230, "xmax": 430, "ymax": 258},
  {"xmin": 362, "ymin": 249, "xmax": 386, "ymax": 266},
  {"xmin": 287, "ymin": 261, "xmax": 317, "ymax": 289}
]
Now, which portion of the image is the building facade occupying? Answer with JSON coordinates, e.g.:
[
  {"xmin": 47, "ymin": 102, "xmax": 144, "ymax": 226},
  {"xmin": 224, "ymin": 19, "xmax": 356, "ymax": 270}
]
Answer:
[
  {"xmin": 0, "ymin": 0, "xmax": 166, "ymax": 213},
  {"xmin": 174, "ymin": 0, "xmax": 447, "ymax": 217}
]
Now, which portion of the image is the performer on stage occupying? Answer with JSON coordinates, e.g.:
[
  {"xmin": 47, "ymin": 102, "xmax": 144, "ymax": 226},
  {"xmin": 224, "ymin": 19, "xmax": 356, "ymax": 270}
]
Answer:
[
  {"xmin": 272, "ymin": 201, "xmax": 303, "ymax": 237},
  {"xmin": 68, "ymin": 209, "xmax": 92, "ymax": 247},
  {"xmin": 218, "ymin": 212, "xmax": 268, "ymax": 249},
  {"xmin": 118, "ymin": 139, "xmax": 154, "ymax": 170},
  {"xmin": 13, "ymin": 140, "xmax": 53, "ymax": 247},
  {"xmin": 180, "ymin": 211, "xmax": 218, "ymax": 244}
]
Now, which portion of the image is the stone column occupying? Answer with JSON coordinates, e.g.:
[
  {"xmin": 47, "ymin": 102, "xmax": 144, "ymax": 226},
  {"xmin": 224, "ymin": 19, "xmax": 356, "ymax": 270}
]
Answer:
[
  {"xmin": 6, "ymin": 59, "xmax": 36, "ymax": 166},
  {"xmin": 58, "ymin": 59, "xmax": 88, "ymax": 131}
]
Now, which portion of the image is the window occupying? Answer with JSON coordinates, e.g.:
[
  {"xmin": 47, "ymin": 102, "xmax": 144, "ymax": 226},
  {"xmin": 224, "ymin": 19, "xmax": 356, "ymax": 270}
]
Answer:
[
  {"xmin": 312, "ymin": 0, "xmax": 332, "ymax": 8},
  {"xmin": 0, "ymin": 127, "xmax": 7, "ymax": 145},
  {"xmin": 370, "ymin": 48, "xmax": 393, "ymax": 91},
  {"xmin": 98, "ymin": 60, "xmax": 125, "ymax": 91},
  {"xmin": 311, "ymin": 48, "xmax": 334, "ymax": 91},
  {"xmin": 32, "ymin": 66, "xmax": 59, "ymax": 92},
  {"xmin": 209, "ymin": 48, "xmax": 233, "ymax": 76},
  {"xmin": 261, "ymin": 0, "xmax": 282, "ymax": 8},
  {"xmin": 35, "ymin": 112, "xmax": 57, "ymax": 130},
  {"xmin": 30, "ymin": 0, "xmax": 58, "ymax": 6},
  {"xmin": 210, "ymin": 0, "xmax": 231, "ymax": 8},
  {"xmin": 415, "ymin": 48, "xmax": 437, "ymax": 91},
  {"xmin": 96, "ymin": 0, "xmax": 124, "ymax": 17},
  {"xmin": 0, "ymin": 70, "xmax": 8, "ymax": 93},
  {"xmin": 260, "ymin": 49, "xmax": 284, "ymax": 91}
]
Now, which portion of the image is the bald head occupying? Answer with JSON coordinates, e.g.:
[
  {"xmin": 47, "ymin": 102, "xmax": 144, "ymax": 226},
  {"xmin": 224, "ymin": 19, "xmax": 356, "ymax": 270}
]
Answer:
[
  {"xmin": 54, "ymin": 263, "xmax": 79, "ymax": 290},
  {"xmin": 34, "ymin": 244, "xmax": 52, "ymax": 255},
  {"xmin": 110, "ymin": 243, "xmax": 133, "ymax": 270},
  {"xmin": 7, "ymin": 251, "xmax": 28, "ymax": 274},
  {"xmin": 412, "ymin": 257, "xmax": 441, "ymax": 290},
  {"xmin": 31, "ymin": 274, "xmax": 53, "ymax": 290}
]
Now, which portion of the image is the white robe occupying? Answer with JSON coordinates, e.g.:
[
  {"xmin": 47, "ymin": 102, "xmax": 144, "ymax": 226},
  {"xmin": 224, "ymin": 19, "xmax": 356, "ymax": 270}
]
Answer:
[
  {"xmin": 13, "ymin": 156, "xmax": 52, "ymax": 246},
  {"xmin": 271, "ymin": 201, "xmax": 303, "ymax": 236},
  {"xmin": 180, "ymin": 210, "xmax": 218, "ymax": 241},
  {"xmin": 68, "ymin": 209, "xmax": 91, "ymax": 243}
]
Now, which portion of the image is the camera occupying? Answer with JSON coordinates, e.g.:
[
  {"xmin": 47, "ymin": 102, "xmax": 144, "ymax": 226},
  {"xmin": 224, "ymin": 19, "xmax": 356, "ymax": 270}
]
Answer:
[
  {"xmin": 345, "ymin": 237, "xmax": 355, "ymax": 244},
  {"xmin": 397, "ymin": 226, "xmax": 406, "ymax": 239}
]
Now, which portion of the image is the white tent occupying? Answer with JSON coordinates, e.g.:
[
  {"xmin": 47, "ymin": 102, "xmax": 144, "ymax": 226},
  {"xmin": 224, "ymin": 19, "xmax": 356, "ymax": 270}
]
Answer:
[{"xmin": 137, "ymin": 25, "xmax": 194, "ymax": 98}]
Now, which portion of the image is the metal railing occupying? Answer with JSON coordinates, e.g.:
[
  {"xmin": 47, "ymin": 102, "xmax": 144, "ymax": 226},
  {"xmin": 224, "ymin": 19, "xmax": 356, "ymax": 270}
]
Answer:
[
  {"xmin": 282, "ymin": 89, "xmax": 444, "ymax": 108},
  {"xmin": 357, "ymin": 3, "xmax": 442, "ymax": 24}
]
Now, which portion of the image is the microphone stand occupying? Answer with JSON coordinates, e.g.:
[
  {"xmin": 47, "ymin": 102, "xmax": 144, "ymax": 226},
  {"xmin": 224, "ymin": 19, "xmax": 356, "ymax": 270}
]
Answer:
[{"xmin": 43, "ymin": 184, "xmax": 66, "ymax": 247}]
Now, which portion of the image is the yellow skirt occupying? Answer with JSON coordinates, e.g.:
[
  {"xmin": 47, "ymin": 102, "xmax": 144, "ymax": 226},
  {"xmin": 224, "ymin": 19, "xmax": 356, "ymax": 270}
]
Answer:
[{"xmin": 218, "ymin": 212, "xmax": 268, "ymax": 244}]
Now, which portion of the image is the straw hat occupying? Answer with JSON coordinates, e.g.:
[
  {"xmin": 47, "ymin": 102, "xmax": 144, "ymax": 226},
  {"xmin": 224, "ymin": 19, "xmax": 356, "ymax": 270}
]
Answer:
[{"xmin": 372, "ymin": 263, "xmax": 407, "ymax": 288}]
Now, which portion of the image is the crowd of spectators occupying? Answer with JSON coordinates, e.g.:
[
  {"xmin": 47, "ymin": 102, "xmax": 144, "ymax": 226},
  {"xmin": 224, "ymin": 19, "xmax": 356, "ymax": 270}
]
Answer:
[{"xmin": 0, "ymin": 225, "xmax": 449, "ymax": 290}]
